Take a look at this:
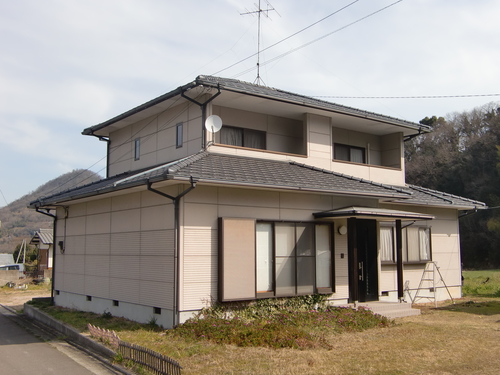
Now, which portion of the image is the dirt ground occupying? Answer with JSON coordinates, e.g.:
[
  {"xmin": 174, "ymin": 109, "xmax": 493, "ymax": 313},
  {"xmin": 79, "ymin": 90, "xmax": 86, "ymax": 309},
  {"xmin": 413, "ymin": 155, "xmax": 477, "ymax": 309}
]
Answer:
[{"xmin": 0, "ymin": 284, "xmax": 51, "ymax": 311}]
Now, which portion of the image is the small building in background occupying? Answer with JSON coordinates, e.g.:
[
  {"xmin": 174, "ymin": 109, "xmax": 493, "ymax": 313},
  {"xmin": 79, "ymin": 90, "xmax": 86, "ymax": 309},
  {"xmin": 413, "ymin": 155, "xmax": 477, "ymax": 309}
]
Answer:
[{"xmin": 30, "ymin": 229, "xmax": 53, "ymax": 278}]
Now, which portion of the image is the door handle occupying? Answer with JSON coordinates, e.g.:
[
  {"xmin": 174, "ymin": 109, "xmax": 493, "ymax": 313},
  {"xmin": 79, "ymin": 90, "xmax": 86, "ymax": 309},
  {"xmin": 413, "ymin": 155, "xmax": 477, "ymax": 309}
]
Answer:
[{"xmin": 359, "ymin": 262, "xmax": 364, "ymax": 281}]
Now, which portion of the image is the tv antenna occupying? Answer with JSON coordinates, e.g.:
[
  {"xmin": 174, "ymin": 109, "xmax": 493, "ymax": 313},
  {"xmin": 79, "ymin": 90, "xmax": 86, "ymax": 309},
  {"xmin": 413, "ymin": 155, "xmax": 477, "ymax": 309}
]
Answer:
[{"xmin": 241, "ymin": 0, "xmax": 280, "ymax": 86}]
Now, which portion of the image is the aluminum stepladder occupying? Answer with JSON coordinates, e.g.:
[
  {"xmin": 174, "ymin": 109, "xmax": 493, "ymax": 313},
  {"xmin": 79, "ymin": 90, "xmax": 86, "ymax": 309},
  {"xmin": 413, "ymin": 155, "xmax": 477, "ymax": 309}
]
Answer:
[{"xmin": 413, "ymin": 261, "xmax": 454, "ymax": 307}]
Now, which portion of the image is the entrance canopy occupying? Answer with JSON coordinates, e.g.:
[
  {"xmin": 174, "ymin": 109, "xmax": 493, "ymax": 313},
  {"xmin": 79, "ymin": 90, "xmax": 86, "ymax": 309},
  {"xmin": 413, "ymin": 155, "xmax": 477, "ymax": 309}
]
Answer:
[{"xmin": 313, "ymin": 206, "xmax": 435, "ymax": 221}]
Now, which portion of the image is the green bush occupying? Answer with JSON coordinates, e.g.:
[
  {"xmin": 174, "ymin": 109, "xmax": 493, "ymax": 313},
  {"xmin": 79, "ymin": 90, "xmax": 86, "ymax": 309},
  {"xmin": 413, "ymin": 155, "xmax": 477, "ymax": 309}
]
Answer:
[{"xmin": 168, "ymin": 296, "xmax": 391, "ymax": 349}]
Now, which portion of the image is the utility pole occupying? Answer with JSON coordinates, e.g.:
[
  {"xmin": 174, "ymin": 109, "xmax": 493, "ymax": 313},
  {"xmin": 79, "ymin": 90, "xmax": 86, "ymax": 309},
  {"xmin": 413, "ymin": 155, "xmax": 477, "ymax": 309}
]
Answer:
[{"xmin": 240, "ymin": 0, "xmax": 279, "ymax": 86}]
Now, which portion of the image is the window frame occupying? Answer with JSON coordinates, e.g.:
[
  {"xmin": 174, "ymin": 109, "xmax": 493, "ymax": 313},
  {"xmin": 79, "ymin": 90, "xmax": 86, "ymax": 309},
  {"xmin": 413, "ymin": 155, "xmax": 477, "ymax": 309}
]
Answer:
[
  {"xmin": 134, "ymin": 138, "xmax": 140, "ymax": 161},
  {"xmin": 333, "ymin": 143, "xmax": 366, "ymax": 164},
  {"xmin": 176, "ymin": 122, "xmax": 183, "ymax": 148},
  {"xmin": 380, "ymin": 224, "xmax": 432, "ymax": 265},
  {"xmin": 256, "ymin": 221, "xmax": 334, "ymax": 298},
  {"xmin": 219, "ymin": 125, "xmax": 266, "ymax": 150}
]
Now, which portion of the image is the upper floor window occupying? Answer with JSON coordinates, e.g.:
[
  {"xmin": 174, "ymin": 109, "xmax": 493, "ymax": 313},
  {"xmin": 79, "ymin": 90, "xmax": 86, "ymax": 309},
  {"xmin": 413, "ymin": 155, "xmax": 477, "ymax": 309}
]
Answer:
[
  {"xmin": 334, "ymin": 143, "xmax": 365, "ymax": 163},
  {"xmin": 220, "ymin": 125, "xmax": 266, "ymax": 150},
  {"xmin": 176, "ymin": 122, "xmax": 183, "ymax": 148},
  {"xmin": 134, "ymin": 138, "xmax": 140, "ymax": 160}
]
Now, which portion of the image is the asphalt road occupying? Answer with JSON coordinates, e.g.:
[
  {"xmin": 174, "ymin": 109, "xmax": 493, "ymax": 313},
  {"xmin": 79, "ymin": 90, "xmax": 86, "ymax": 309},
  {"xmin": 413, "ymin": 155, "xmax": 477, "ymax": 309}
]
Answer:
[{"xmin": 0, "ymin": 304, "xmax": 123, "ymax": 375}]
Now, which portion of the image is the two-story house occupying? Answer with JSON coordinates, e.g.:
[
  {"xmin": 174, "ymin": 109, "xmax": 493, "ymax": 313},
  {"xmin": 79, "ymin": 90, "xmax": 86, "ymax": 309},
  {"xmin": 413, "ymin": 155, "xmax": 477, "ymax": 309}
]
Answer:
[{"xmin": 30, "ymin": 76, "xmax": 485, "ymax": 328}]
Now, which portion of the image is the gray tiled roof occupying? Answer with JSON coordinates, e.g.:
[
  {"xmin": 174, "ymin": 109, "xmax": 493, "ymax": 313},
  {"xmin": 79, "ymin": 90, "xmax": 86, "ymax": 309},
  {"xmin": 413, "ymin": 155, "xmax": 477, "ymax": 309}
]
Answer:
[
  {"xmin": 83, "ymin": 76, "xmax": 430, "ymax": 135},
  {"xmin": 196, "ymin": 76, "xmax": 428, "ymax": 132},
  {"xmin": 30, "ymin": 152, "xmax": 485, "ymax": 210}
]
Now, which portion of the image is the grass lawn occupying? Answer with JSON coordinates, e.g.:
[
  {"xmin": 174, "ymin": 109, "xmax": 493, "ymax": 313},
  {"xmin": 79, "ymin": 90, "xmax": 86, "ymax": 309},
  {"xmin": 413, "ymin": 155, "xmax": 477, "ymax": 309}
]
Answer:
[{"xmin": 22, "ymin": 271, "xmax": 500, "ymax": 375}]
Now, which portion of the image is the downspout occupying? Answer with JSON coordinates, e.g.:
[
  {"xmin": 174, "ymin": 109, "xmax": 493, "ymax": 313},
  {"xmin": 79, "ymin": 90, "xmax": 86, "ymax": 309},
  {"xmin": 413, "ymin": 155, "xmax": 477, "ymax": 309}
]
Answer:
[
  {"xmin": 147, "ymin": 177, "xmax": 197, "ymax": 328},
  {"xmin": 181, "ymin": 86, "xmax": 221, "ymax": 150},
  {"xmin": 88, "ymin": 132, "xmax": 110, "ymax": 178},
  {"xmin": 35, "ymin": 207, "xmax": 57, "ymax": 304}
]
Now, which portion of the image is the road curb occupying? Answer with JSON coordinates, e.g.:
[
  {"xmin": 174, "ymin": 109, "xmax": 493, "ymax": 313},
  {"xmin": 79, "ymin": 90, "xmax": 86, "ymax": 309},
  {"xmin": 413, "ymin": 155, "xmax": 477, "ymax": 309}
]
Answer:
[{"xmin": 23, "ymin": 302, "xmax": 133, "ymax": 375}]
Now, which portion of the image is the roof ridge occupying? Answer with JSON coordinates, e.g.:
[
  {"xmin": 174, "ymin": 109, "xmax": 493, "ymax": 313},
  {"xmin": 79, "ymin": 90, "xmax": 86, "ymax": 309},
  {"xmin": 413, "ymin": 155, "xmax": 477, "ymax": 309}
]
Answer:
[
  {"xmin": 166, "ymin": 150, "xmax": 210, "ymax": 174},
  {"xmin": 289, "ymin": 160, "xmax": 411, "ymax": 196}
]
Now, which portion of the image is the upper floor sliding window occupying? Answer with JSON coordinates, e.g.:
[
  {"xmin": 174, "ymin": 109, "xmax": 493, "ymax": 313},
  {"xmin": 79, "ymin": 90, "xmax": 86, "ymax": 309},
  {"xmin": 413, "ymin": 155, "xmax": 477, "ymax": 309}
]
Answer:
[
  {"xmin": 220, "ymin": 126, "xmax": 266, "ymax": 150},
  {"xmin": 380, "ymin": 225, "xmax": 432, "ymax": 264},
  {"xmin": 334, "ymin": 143, "xmax": 366, "ymax": 163}
]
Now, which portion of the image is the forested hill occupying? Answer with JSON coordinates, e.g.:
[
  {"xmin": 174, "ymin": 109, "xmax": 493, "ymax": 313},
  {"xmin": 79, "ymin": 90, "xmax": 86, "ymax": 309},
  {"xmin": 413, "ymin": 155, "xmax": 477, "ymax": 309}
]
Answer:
[
  {"xmin": 405, "ymin": 102, "xmax": 500, "ymax": 268},
  {"xmin": 0, "ymin": 169, "xmax": 101, "ymax": 253}
]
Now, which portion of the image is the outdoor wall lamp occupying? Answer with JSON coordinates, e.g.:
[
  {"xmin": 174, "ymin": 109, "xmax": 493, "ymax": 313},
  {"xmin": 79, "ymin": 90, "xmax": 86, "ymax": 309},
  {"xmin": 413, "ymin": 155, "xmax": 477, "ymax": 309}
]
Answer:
[{"xmin": 338, "ymin": 225, "xmax": 347, "ymax": 235}]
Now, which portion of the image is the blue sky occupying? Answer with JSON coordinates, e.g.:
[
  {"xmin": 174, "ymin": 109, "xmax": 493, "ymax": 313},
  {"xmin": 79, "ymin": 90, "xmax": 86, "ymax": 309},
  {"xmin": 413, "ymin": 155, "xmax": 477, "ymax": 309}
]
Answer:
[{"xmin": 1, "ymin": 0, "xmax": 499, "ymax": 207}]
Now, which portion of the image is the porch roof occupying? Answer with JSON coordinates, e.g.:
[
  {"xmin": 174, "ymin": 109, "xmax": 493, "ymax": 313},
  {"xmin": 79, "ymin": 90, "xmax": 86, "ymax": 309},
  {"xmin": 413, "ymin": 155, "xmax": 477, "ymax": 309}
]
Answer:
[{"xmin": 313, "ymin": 206, "xmax": 435, "ymax": 220}]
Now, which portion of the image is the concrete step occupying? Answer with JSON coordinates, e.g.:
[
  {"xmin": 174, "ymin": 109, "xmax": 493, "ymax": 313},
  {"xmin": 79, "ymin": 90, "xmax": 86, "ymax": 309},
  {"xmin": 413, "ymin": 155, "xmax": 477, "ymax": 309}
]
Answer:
[{"xmin": 343, "ymin": 302, "xmax": 421, "ymax": 319}]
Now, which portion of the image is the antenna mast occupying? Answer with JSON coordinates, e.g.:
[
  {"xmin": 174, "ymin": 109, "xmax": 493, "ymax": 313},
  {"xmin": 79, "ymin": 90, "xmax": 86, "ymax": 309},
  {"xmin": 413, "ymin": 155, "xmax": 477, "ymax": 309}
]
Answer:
[{"xmin": 241, "ymin": 0, "xmax": 279, "ymax": 86}]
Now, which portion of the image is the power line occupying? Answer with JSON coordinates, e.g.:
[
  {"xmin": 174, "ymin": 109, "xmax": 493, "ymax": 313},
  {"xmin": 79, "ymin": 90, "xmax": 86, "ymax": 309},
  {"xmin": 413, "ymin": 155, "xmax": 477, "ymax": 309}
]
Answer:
[{"xmin": 313, "ymin": 94, "xmax": 500, "ymax": 99}]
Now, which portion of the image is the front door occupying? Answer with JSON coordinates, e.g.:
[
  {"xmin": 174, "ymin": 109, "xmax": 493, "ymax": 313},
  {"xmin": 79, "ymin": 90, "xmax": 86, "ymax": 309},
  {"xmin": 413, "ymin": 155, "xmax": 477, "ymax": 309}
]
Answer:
[{"xmin": 348, "ymin": 218, "xmax": 379, "ymax": 302}]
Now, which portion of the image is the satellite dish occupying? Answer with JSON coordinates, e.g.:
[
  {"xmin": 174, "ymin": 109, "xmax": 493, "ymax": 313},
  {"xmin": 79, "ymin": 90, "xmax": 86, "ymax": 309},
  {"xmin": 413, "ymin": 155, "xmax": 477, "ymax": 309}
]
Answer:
[{"xmin": 205, "ymin": 115, "xmax": 223, "ymax": 133}]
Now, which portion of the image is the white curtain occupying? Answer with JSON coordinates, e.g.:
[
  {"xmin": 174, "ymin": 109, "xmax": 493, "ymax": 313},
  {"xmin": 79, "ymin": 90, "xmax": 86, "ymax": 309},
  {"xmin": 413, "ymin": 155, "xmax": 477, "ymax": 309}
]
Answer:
[
  {"xmin": 350, "ymin": 148, "xmax": 364, "ymax": 163},
  {"xmin": 380, "ymin": 227, "xmax": 394, "ymax": 262},
  {"xmin": 419, "ymin": 228, "xmax": 431, "ymax": 260},
  {"xmin": 256, "ymin": 223, "xmax": 273, "ymax": 293},
  {"xmin": 407, "ymin": 227, "xmax": 420, "ymax": 261}
]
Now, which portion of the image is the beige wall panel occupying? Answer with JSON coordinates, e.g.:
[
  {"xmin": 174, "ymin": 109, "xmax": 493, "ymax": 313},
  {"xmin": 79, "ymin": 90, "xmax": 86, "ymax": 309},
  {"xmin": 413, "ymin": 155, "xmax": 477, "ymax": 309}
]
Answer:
[
  {"xmin": 141, "ymin": 230, "xmax": 174, "ymax": 256},
  {"xmin": 309, "ymin": 131, "xmax": 331, "ymax": 154},
  {"xmin": 307, "ymin": 114, "xmax": 330, "ymax": 135},
  {"xmin": 66, "ymin": 216, "xmax": 86, "ymax": 236},
  {"xmin": 84, "ymin": 275, "xmax": 109, "ymax": 299},
  {"xmin": 278, "ymin": 208, "xmax": 316, "ymax": 221},
  {"xmin": 139, "ymin": 135, "xmax": 157, "ymax": 155},
  {"xmin": 141, "ymin": 187, "xmax": 178, "ymax": 207},
  {"xmin": 183, "ymin": 227, "xmax": 217, "ymax": 256},
  {"xmin": 183, "ymin": 256, "xmax": 217, "ymax": 284},
  {"xmin": 62, "ymin": 272, "xmax": 85, "ymax": 294},
  {"xmin": 85, "ymin": 234, "xmax": 111, "ymax": 255},
  {"xmin": 111, "ymin": 232, "xmax": 140, "ymax": 255},
  {"xmin": 112, "ymin": 192, "xmax": 141, "ymax": 211},
  {"xmin": 305, "ymin": 156, "xmax": 333, "ymax": 170},
  {"xmin": 267, "ymin": 115, "xmax": 303, "ymax": 137},
  {"xmin": 133, "ymin": 151, "xmax": 157, "ymax": 170},
  {"xmin": 64, "ymin": 255, "xmax": 85, "ymax": 275},
  {"xmin": 139, "ymin": 280, "xmax": 173, "ymax": 309},
  {"xmin": 132, "ymin": 116, "xmax": 157, "ymax": 137},
  {"xmin": 184, "ymin": 186, "xmax": 218, "ymax": 204},
  {"xmin": 182, "ymin": 283, "xmax": 217, "ymax": 311},
  {"xmin": 331, "ymin": 127, "xmax": 349, "ymax": 144},
  {"xmin": 217, "ymin": 188, "xmax": 279, "ymax": 208},
  {"xmin": 66, "ymin": 235, "xmax": 86, "ymax": 255},
  {"xmin": 84, "ymin": 255, "xmax": 110, "ymax": 277},
  {"xmin": 187, "ymin": 138, "xmax": 202, "ymax": 155},
  {"xmin": 55, "ymin": 255, "xmax": 65, "ymax": 274},
  {"xmin": 109, "ymin": 255, "xmax": 141, "ymax": 280},
  {"xmin": 183, "ymin": 203, "xmax": 218, "ymax": 227},
  {"xmin": 108, "ymin": 159, "xmax": 132, "ymax": 177},
  {"xmin": 218, "ymin": 205, "xmax": 279, "ymax": 220},
  {"xmin": 431, "ymin": 220, "xmax": 459, "ymax": 237},
  {"xmin": 381, "ymin": 148, "xmax": 401, "ymax": 168},
  {"xmin": 86, "ymin": 198, "xmax": 112, "ymax": 215},
  {"xmin": 157, "ymin": 127, "xmax": 175, "ymax": 151},
  {"xmin": 157, "ymin": 103, "xmax": 190, "ymax": 131},
  {"xmin": 279, "ymin": 192, "xmax": 332, "ymax": 210},
  {"xmin": 332, "ymin": 279, "xmax": 349, "ymax": 299},
  {"xmin": 86, "ymin": 213, "xmax": 111, "ymax": 234},
  {"xmin": 267, "ymin": 134, "xmax": 303, "ymax": 154},
  {"xmin": 110, "ymin": 277, "xmax": 140, "ymax": 304},
  {"xmin": 218, "ymin": 106, "xmax": 267, "ymax": 130},
  {"xmin": 140, "ymin": 256, "xmax": 174, "ymax": 282},
  {"xmin": 111, "ymin": 209, "xmax": 141, "ymax": 233},
  {"xmin": 69, "ymin": 203, "xmax": 87, "ymax": 217},
  {"xmin": 141, "ymin": 205, "xmax": 174, "ymax": 231},
  {"xmin": 380, "ymin": 266, "xmax": 397, "ymax": 291}
]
